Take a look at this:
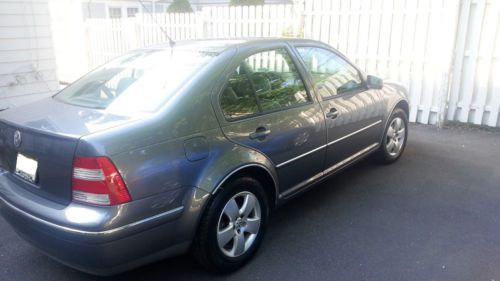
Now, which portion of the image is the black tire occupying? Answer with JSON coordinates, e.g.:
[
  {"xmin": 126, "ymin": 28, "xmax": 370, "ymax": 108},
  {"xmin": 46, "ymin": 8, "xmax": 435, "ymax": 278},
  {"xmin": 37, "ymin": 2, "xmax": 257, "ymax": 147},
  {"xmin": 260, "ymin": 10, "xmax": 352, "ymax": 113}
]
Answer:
[
  {"xmin": 192, "ymin": 177, "xmax": 269, "ymax": 273},
  {"xmin": 376, "ymin": 108, "xmax": 409, "ymax": 164}
]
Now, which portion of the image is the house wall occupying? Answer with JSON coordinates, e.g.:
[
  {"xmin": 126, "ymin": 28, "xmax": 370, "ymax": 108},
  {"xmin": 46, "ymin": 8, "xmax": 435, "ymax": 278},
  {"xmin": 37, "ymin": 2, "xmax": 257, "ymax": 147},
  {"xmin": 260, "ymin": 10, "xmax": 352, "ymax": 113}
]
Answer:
[{"xmin": 0, "ymin": 0, "xmax": 59, "ymax": 111}]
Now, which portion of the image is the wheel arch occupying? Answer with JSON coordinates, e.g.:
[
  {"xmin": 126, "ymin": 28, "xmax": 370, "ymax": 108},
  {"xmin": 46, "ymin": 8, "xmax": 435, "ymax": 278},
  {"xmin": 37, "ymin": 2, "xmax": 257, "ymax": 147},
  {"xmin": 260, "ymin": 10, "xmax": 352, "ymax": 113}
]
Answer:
[
  {"xmin": 379, "ymin": 98, "xmax": 410, "ymax": 144},
  {"xmin": 211, "ymin": 164, "xmax": 279, "ymax": 209},
  {"xmin": 395, "ymin": 99, "xmax": 409, "ymax": 117},
  {"xmin": 385, "ymin": 99, "xmax": 410, "ymax": 127}
]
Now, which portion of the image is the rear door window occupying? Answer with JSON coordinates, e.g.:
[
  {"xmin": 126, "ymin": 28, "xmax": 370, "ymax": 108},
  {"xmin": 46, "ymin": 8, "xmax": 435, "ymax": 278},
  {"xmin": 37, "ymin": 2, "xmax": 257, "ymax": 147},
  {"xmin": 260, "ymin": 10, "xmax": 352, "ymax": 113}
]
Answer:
[
  {"xmin": 220, "ymin": 67, "xmax": 261, "ymax": 120},
  {"xmin": 220, "ymin": 48, "xmax": 310, "ymax": 120}
]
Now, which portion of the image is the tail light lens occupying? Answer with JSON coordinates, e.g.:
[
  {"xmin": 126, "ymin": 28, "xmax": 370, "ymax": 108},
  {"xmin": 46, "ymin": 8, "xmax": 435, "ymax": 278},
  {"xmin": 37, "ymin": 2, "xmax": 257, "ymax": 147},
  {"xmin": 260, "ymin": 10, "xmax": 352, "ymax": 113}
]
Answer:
[{"xmin": 72, "ymin": 156, "xmax": 131, "ymax": 206}]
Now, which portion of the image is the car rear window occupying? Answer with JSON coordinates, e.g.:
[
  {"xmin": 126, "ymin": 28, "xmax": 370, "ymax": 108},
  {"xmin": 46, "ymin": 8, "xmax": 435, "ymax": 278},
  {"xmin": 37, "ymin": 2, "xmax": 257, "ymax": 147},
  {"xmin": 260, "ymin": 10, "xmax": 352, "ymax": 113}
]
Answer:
[{"xmin": 54, "ymin": 49, "xmax": 217, "ymax": 114}]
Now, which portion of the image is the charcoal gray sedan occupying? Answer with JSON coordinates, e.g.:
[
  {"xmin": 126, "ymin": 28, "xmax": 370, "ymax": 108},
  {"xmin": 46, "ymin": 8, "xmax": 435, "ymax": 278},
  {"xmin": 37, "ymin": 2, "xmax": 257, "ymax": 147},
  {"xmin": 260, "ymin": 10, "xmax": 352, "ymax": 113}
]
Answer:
[{"xmin": 0, "ymin": 38, "xmax": 409, "ymax": 275}]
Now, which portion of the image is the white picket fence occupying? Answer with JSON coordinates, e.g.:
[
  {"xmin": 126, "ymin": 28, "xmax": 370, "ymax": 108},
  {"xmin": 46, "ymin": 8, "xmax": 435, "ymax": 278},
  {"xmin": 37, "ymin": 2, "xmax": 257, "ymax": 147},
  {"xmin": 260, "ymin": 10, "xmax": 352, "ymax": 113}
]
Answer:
[
  {"xmin": 302, "ymin": 0, "xmax": 460, "ymax": 125},
  {"xmin": 81, "ymin": 0, "xmax": 500, "ymax": 127},
  {"xmin": 448, "ymin": 0, "xmax": 500, "ymax": 127},
  {"xmin": 85, "ymin": 4, "xmax": 299, "ymax": 67}
]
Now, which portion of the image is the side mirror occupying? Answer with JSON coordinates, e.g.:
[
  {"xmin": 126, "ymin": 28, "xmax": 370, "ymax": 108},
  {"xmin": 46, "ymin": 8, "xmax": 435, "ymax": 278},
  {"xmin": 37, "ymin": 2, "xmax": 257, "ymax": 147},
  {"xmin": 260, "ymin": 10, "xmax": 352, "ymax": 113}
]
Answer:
[{"xmin": 366, "ymin": 75, "xmax": 383, "ymax": 90}]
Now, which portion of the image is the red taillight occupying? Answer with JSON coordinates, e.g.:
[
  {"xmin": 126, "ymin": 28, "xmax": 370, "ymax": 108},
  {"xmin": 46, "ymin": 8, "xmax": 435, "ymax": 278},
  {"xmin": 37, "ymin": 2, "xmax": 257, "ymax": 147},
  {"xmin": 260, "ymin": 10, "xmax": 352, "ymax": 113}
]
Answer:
[{"xmin": 72, "ymin": 156, "xmax": 131, "ymax": 206}]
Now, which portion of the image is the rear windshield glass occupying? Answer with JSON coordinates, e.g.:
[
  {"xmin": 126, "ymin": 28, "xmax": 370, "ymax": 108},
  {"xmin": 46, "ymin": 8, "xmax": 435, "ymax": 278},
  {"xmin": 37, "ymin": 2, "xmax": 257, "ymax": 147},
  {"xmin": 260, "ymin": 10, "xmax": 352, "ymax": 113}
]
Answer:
[{"xmin": 54, "ymin": 49, "xmax": 217, "ymax": 114}]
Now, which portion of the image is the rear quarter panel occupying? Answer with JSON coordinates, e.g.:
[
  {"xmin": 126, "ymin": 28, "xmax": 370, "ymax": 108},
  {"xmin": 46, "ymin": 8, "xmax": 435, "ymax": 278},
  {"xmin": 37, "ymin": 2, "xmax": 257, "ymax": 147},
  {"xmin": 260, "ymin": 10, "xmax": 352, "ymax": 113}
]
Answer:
[{"xmin": 110, "ymin": 128, "xmax": 277, "ymax": 200}]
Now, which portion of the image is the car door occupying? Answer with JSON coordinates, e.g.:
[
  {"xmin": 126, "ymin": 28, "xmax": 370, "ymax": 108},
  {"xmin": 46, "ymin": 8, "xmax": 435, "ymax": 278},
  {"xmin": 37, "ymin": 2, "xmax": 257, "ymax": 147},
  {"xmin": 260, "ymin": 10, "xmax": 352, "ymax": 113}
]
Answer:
[
  {"xmin": 214, "ymin": 44, "xmax": 326, "ymax": 195},
  {"xmin": 294, "ymin": 46, "xmax": 385, "ymax": 173}
]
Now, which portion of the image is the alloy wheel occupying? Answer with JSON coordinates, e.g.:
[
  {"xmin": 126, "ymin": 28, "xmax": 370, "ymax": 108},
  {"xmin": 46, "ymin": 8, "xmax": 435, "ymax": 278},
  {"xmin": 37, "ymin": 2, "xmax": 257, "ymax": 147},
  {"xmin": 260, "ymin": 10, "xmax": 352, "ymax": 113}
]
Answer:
[
  {"xmin": 217, "ymin": 191, "xmax": 261, "ymax": 258},
  {"xmin": 386, "ymin": 117, "xmax": 406, "ymax": 156}
]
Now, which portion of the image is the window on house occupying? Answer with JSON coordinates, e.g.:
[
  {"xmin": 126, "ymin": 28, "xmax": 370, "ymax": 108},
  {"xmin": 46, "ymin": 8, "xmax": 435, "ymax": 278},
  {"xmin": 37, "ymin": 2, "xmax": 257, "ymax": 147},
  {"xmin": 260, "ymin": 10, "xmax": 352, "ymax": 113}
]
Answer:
[
  {"xmin": 108, "ymin": 7, "xmax": 122, "ymax": 18},
  {"xmin": 127, "ymin": 7, "xmax": 139, "ymax": 18}
]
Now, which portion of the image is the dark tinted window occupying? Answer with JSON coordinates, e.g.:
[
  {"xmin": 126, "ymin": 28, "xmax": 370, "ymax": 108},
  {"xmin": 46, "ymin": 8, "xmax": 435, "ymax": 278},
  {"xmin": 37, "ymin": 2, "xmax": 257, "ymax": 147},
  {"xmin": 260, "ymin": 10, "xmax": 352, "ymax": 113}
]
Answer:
[
  {"xmin": 220, "ymin": 67, "xmax": 260, "ymax": 119},
  {"xmin": 297, "ymin": 47, "xmax": 363, "ymax": 98},
  {"xmin": 220, "ymin": 49, "xmax": 309, "ymax": 120}
]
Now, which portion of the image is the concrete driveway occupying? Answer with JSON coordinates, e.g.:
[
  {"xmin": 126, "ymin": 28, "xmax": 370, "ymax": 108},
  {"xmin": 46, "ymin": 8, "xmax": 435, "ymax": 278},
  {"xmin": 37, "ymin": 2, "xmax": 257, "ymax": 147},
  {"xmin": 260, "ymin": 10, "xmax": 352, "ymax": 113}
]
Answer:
[{"xmin": 1, "ymin": 124, "xmax": 499, "ymax": 281}]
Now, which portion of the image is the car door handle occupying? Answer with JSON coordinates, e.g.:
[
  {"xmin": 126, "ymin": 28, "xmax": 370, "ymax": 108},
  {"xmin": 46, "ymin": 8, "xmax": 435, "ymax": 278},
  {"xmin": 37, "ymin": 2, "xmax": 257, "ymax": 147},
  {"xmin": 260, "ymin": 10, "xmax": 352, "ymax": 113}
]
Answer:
[
  {"xmin": 325, "ymin": 108, "xmax": 339, "ymax": 119},
  {"xmin": 249, "ymin": 126, "xmax": 271, "ymax": 140}
]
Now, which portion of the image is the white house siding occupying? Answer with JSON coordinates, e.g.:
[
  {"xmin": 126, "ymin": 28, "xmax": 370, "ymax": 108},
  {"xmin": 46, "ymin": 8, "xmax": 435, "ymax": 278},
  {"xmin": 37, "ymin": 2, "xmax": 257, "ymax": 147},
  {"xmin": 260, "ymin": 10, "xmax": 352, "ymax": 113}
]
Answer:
[{"xmin": 0, "ymin": 0, "xmax": 59, "ymax": 111}]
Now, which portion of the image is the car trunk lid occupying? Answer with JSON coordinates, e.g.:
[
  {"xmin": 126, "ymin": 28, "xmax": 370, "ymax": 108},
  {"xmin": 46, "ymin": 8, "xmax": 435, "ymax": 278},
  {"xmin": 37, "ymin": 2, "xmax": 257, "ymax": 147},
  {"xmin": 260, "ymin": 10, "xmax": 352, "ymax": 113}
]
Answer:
[
  {"xmin": 0, "ymin": 98, "xmax": 141, "ymax": 205},
  {"xmin": 0, "ymin": 121, "xmax": 78, "ymax": 205}
]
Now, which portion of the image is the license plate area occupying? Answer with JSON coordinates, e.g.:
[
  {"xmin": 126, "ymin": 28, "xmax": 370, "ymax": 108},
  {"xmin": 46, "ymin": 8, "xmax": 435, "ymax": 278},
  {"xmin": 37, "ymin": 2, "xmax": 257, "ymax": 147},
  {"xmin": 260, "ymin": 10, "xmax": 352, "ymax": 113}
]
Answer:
[{"xmin": 15, "ymin": 153, "xmax": 38, "ymax": 183}]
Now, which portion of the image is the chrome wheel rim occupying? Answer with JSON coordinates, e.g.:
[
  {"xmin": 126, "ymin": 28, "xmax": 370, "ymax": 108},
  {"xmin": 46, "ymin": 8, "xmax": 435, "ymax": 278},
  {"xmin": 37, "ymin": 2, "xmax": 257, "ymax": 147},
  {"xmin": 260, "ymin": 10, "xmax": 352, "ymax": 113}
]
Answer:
[
  {"xmin": 217, "ymin": 191, "xmax": 261, "ymax": 258},
  {"xmin": 386, "ymin": 117, "xmax": 406, "ymax": 156}
]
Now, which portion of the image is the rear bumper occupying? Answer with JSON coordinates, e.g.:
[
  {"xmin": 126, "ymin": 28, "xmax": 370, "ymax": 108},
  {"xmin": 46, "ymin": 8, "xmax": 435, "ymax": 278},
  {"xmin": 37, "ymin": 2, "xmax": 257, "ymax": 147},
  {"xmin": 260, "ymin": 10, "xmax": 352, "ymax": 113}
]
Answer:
[{"xmin": 0, "ymin": 171, "xmax": 210, "ymax": 275}]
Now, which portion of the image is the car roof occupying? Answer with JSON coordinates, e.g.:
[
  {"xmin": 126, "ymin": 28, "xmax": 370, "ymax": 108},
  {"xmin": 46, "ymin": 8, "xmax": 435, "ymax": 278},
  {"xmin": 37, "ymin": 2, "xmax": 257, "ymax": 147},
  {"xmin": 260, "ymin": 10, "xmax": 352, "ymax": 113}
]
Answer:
[{"xmin": 142, "ymin": 38, "xmax": 323, "ymax": 54}]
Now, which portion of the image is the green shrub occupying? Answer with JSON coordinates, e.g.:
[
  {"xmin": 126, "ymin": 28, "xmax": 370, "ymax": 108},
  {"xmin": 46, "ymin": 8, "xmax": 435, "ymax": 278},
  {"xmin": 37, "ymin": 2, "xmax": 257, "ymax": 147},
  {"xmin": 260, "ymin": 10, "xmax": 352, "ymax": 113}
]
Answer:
[{"xmin": 167, "ymin": 0, "xmax": 193, "ymax": 13}]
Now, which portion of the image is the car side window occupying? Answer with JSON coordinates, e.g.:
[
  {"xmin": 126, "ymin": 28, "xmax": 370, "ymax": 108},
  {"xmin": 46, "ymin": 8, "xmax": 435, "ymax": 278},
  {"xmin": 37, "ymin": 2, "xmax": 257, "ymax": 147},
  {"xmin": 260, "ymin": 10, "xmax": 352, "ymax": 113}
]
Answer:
[
  {"xmin": 296, "ymin": 47, "xmax": 364, "ymax": 99},
  {"xmin": 220, "ymin": 66, "xmax": 261, "ymax": 120},
  {"xmin": 220, "ymin": 48, "xmax": 310, "ymax": 120}
]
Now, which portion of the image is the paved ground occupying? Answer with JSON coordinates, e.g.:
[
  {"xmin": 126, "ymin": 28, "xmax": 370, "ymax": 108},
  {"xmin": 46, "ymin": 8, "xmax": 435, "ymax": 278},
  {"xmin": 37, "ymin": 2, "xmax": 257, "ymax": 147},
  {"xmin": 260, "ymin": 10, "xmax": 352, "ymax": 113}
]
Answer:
[{"xmin": 1, "ymin": 124, "xmax": 499, "ymax": 281}]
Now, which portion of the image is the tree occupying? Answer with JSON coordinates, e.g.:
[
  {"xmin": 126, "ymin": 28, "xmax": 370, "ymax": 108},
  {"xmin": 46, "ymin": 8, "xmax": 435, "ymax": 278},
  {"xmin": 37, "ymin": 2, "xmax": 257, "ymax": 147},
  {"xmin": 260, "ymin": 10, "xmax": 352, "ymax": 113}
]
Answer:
[
  {"xmin": 229, "ymin": 0, "xmax": 265, "ymax": 6},
  {"xmin": 167, "ymin": 0, "xmax": 193, "ymax": 13}
]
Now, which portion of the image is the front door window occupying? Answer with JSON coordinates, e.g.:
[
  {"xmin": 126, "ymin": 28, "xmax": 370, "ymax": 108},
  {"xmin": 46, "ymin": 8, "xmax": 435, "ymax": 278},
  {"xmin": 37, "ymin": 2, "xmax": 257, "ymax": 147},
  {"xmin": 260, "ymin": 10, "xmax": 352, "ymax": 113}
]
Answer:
[{"xmin": 296, "ymin": 47, "xmax": 364, "ymax": 99}]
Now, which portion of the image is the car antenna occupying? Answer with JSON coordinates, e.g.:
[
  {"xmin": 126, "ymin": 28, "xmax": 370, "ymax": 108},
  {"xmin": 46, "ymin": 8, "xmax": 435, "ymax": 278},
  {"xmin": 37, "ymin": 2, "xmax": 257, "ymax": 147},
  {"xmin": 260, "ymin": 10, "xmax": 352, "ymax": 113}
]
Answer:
[{"xmin": 137, "ymin": 0, "xmax": 176, "ymax": 47}]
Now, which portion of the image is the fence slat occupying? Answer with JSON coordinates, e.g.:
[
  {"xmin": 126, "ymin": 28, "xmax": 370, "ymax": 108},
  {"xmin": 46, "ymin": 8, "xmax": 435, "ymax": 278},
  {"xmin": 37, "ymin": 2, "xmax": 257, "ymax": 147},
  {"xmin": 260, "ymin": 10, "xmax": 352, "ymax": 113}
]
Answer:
[
  {"xmin": 486, "ymin": 3, "xmax": 500, "ymax": 127},
  {"xmin": 420, "ymin": 0, "xmax": 443, "ymax": 124},
  {"xmin": 458, "ymin": 0, "xmax": 486, "ymax": 123},
  {"xmin": 356, "ymin": 0, "xmax": 370, "ymax": 70},
  {"xmin": 448, "ymin": 0, "xmax": 471, "ymax": 122},
  {"xmin": 473, "ymin": 0, "xmax": 499, "ymax": 124},
  {"xmin": 365, "ymin": 0, "xmax": 381, "ymax": 74}
]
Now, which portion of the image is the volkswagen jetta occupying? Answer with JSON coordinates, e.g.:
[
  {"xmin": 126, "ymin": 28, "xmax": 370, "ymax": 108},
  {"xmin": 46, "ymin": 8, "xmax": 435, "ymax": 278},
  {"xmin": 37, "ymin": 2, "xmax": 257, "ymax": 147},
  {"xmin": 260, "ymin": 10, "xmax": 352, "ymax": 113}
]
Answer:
[{"xmin": 0, "ymin": 38, "xmax": 408, "ymax": 275}]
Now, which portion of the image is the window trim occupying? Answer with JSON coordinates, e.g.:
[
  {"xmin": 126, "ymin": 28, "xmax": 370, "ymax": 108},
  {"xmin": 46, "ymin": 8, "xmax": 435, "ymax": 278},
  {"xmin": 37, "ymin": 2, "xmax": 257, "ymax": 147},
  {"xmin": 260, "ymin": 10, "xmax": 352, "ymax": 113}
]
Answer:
[
  {"xmin": 218, "ymin": 47, "xmax": 315, "ymax": 122},
  {"xmin": 292, "ymin": 44, "xmax": 369, "ymax": 101}
]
